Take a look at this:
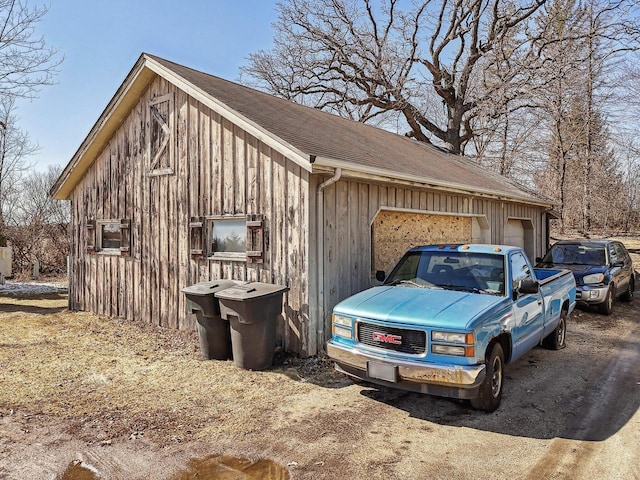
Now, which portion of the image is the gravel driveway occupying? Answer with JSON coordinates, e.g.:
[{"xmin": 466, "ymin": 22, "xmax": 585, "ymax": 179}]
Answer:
[{"xmin": 1, "ymin": 284, "xmax": 639, "ymax": 479}]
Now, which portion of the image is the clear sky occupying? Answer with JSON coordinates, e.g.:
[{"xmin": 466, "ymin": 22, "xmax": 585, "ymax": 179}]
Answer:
[{"xmin": 18, "ymin": 1, "xmax": 278, "ymax": 173}]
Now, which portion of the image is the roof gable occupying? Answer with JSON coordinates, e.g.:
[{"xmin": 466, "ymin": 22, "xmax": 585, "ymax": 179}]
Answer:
[{"xmin": 51, "ymin": 53, "xmax": 550, "ymax": 207}]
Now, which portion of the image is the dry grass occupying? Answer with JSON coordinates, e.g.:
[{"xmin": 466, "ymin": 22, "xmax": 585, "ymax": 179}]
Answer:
[{"xmin": 0, "ymin": 294, "xmax": 337, "ymax": 447}]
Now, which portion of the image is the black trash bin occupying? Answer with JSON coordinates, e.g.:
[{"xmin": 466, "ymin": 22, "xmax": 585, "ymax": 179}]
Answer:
[
  {"xmin": 181, "ymin": 280, "xmax": 242, "ymax": 360},
  {"xmin": 215, "ymin": 282, "xmax": 289, "ymax": 370}
]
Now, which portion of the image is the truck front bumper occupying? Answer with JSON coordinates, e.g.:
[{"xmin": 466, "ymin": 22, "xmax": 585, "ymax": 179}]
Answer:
[{"xmin": 326, "ymin": 341, "xmax": 486, "ymax": 400}]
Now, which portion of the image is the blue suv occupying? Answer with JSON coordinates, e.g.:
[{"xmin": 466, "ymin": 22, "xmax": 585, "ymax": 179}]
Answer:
[{"xmin": 536, "ymin": 239, "xmax": 635, "ymax": 315}]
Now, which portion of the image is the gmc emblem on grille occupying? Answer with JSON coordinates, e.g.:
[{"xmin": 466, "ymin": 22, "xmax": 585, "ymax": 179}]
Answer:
[{"xmin": 372, "ymin": 332, "xmax": 402, "ymax": 345}]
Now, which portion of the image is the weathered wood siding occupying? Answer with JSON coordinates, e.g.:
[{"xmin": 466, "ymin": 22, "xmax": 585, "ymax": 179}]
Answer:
[
  {"xmin": 316, "ymin": 178, "xmax": 548, "ymax": 346},
  {"xmin": 68, "ymin": 76, "xmax": 310, "ymax": 354}
]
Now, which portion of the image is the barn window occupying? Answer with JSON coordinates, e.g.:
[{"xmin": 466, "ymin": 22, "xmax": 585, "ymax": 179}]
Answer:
[
  {"xmin": 148, "ymin": 93, "xmax": 174, "ymax": 176},
  {"xmin": 96, "ymin": 219, "xmax": 131, "ymax": 255},
  {"xmin": 201, "ymin": 215, "xmax": 264, "ymax": 262},
  {"xmin": 207, "ymin": 217, "xmax": 247, "ymax": 259}
]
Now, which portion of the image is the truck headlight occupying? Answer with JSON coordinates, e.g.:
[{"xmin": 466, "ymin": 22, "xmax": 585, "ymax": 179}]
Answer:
[
  {"xmin": 332, "ymin": 314, "xmax": 352, "ymax": 327},
  {"xmin": 332, "ymin": 314, "xmax": 353, "ymax": 339},
  {"xmin": 431, "ymin": 331, "xmax": 475, "ymax": 357},
  {"xmin": 583, "ymin": 273, "xmax": 604, "ymax": 284},
  {"xmin": 431, "ymin": 331, "xmax": 474, "ymax": 344}
]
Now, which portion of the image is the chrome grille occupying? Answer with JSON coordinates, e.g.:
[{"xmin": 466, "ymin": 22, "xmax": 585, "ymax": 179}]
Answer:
[{"xmin": 357, "ymin": 322, "xmax": 426, "ymax": 354}]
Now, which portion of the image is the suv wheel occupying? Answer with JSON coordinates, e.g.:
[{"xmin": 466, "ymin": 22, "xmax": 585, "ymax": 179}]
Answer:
[
  {"xmin": 621, "ymin": 278, "xmax": 634, "ymax": 302},
  {"xmin": 598, "ymin": 286, "xmax": 614, "ymax": 315}
]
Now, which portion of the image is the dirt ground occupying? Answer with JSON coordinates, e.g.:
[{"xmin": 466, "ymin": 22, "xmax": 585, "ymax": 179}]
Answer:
[{"xmin": 1, "ymin": 238, "xmax": 639, "ymax": 479}]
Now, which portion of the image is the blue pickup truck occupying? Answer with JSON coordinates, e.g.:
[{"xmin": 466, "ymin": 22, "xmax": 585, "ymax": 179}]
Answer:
[{"xmin": 326, "ymin": 244, "xmax": 576, "ymax": 411}]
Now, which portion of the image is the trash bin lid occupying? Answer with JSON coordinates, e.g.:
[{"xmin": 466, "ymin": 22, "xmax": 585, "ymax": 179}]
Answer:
[
  {"xmin": 214, "ymin": 282, "xmax": 289, "ymax": 300},
  {"xmin": 181, "ymin": 280, "xmax": 243, "ymax": 297}
]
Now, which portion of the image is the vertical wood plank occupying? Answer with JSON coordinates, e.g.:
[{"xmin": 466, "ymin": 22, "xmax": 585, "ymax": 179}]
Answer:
[
  {"xmin": 272, "ymin": 151, "xmax": 286, "ymax": 287},
  {"xmin": 234, "ymin": 128, "xmax": 246, "ymax": 215},
  {"xmin": 419, "ymin": 191, "xmax": 427, "ymax": 210},
  {"xmin": 412, "ymin": 191, "xmax": 420, "ymax": 210},
  {"xmin": 222, "ymin": 118, "xmax": 234, "ymax": 214},
  {"xmin": 246, "ymin": 135, "xmax": 259, "ymax": 215},
  {"xmin": 336, "ymin": 180, "xmax": 350, "ymax": 303},
  {"xmin": 246, "ymin": 134, "xmax": 260, "ymax": 283},
  {"xmin": 178, "ymin": 94, "xmax": 198, "ymax": 329},
  {"xmin": 199, "ymin": 107, "xmax": 210, "ymax": 215},
  {"xmin": 379, "ymin": 186, "xmax": 388, "ymax": 209},
  {"xmin": 388, "ymin": 187, "xmax": 396, "ymax": 208},
  {"xmin": 359, "ymin": 182, "xmax": 370, "ymax": 289},
  {"xmin": 298, "ymin": 168, "xmax": 309, "ymax": 354},
  {"xmin": 148, "ymin": 82, "xmax": 161, "ymax": 327},
  {"xmin": 368, "ymin": 183, "xmax": 379, "ymax": 282},
  {"xmin": 348, "ymin": 181, "xmax": 359, "ymax": 295},
  {"xmin": 258, "ymin": 143, "xmax": 272, "ymax": 283},
  {"xmin": 211, "ymin": 112, "xmax": 223, "ymax": 216},
  {"xmin": 285, "ymin": 159, "xmax": 301, "ymax": 352},
  {"xmin": 132, "ymin": 98, "xmax": 142, "ymax": 323}
]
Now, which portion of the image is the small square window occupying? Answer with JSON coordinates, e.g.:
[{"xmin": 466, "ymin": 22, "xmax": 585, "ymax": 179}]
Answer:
[
  {"xmin": 101, "ymin": 223, "xmax": 121, "ymax": 250},
  {"xmin": 209, "ymin": 218, "xmax": 246, "ymax": 256},
  {"xmin": 95, "ymin": 219, "xmax": 130, "ymax": 254}
]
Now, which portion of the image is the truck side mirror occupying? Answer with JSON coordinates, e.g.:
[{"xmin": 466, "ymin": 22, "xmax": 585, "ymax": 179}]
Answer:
[
  {"xmin": 375, "ymin": 270, "xmax": 386, "ymax": 282},
  {"xmin": 519, "ymin": 279, "xmax": 540, "ymax": 295},
  {"xmin": 535, "ymin": 257, "xmax": 543, "ymax": 263}
]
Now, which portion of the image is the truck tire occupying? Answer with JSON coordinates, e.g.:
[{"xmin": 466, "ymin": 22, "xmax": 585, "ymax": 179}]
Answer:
[
  {"xmin": 542, "ymin": 310, "xmax": 567, "ymax": 350},
  {"xmin": 597, "ymin": 286, "xmax": 614, "ymax": 315},
  {"xmin": 470, "ymin": 343, "xmax": 504, "ymax": 412}
]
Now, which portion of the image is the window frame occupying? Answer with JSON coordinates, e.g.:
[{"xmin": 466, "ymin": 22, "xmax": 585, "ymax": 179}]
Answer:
[
  {"xmin": 96, "ymin": 219, "xmax": 123, "ymax": 254},
  {"xmin": 93, "ymin": 219, "xmax": 130, "ymax": 256},
  {"xmin": 613, "ymin": 243, "xmax": 629, "ymax": 264},
  {"xmin": 206, "ymin": 216, "xmax": 248, "ymax": 261},
  {"xmin": 510, "ymin": 251, "xmax": 533, "ymax": 289}
]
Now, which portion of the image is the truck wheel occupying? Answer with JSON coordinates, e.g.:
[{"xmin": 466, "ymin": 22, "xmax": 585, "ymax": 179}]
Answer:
[
  {"xmin": 597, "ymin": 286, "xmax": 614, "ymax": 315},
  {"xmin": 470, "ymin": 343, "xmax": 504, "ymax": 412},
  {"xmin": 620, "ymin": 278, "xmax": 634, "ymax": 302},
  {"xmin": 542, "ymin": 310, "xmax": 567, "ymax": 350}
]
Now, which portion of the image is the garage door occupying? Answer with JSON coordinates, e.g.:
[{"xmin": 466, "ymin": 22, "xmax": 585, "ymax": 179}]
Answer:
[
  {"xmin": 505, "ymin": 219, "xmax": 525, "ymax": 249},
  {"xmin": 371, "ymin": 211, "xmax": 472, "ymax": 274}
]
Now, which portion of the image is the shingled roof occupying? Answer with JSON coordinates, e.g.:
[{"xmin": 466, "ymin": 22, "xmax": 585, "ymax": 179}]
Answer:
[{"xmin": 52, "ymin": 53, "xmax": 550, "ymax": 206}]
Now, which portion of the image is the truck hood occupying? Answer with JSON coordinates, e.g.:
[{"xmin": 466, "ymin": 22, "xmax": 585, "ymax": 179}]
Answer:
[{"xmin": 334, "ymin": 286, "xmax": 506, "ymax": 330}]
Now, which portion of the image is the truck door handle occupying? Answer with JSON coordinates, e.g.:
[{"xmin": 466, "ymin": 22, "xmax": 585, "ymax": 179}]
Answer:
[{"xmin": 537, "ymin": 298, "xmax": 542, "ymax": 305}]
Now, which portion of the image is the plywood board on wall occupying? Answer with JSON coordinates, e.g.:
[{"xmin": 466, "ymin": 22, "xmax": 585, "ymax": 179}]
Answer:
[{"xmin": 371, "ymin": 211, "xmax": 472, "ymax": 273}]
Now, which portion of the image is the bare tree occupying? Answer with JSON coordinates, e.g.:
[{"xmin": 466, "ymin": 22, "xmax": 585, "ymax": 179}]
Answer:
[
  {"xmin": 0, "ymin": 0, "xmax": 61, "ymax": 100},
  {"xmin": 0, "ymin": 0, "xmax": 60, "ymax": 246},
  {"xmin": 242, "ymin": 0, "xmax": 555, "ymax": 155},
  {"xmin": 7, "ymin": 165, "xmax": 69, "ymax": 275},
  {"xmin": 0, "ymin": 96, "xmax": 37, "ymax": 246},
  {"xmin": 509, "ymin": 0, "xmax": 639, "ymax": 232}
]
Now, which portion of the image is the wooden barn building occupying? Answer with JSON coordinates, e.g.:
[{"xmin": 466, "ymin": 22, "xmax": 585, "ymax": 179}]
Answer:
[{"xmin": 51, "ymin": 53, "xmax": 555, "ymax": 356}]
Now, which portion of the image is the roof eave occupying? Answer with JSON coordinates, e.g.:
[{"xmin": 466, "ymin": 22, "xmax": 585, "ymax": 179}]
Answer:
[{"xmin": 312, "ymin": 156, "xmax": 553, "ymax": 208}]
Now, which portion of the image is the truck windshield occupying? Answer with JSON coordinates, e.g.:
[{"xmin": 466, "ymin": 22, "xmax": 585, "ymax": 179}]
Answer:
[
  {"xmin": 541, "ymin": 244, "xmax": 606, "ymax": 266},
  {"xmin": 384, "ymin": 251, "xmax": 505, "ymax": 296}
]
